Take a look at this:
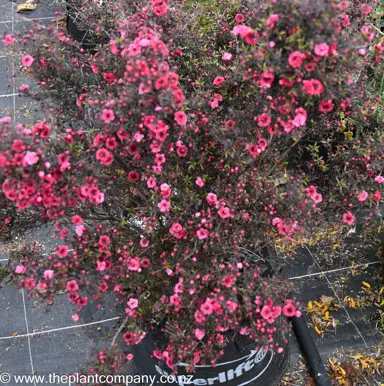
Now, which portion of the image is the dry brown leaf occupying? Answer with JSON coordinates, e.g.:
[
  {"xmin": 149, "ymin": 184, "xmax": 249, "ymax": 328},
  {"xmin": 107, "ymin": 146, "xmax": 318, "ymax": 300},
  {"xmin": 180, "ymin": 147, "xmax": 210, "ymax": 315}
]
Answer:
[
  {"xmin": 273, "ymin": 176, "xmax": 288, "ymax": 187},
  {"xmin": 304, "ymin": 376, "xmax": 316, "ymax": 386},
  {"xmin": 310, "ymin": 314, "xmax": 322, "ymax": 325},
  {"xmin": 340, "ymin": 363, "xmax": 357, "ymax": 376},
  {"xmin": 320, "ymin": 295, "xmax": 334, "ymax": 306},
  {"xmin": 16, "ymin": 2, "xmax": 37, "ymax": 12}
]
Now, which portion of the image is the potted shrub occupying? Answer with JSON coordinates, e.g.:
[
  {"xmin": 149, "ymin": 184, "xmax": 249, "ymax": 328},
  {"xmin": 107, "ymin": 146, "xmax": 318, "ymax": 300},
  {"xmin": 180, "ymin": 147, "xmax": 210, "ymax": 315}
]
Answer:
[{"xmin": 1, "ymin": 0, "xmax": 384, "ymax": 384}]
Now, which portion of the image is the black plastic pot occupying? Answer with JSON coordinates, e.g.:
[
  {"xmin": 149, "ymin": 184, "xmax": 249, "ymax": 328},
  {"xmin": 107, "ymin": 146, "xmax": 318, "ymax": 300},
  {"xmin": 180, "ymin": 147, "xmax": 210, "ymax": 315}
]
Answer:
[
  {"xmin": 132, "ymin": 332, "xmax": 289, "ymax": 386},
  {"xmin": 291, "ymin": 315, "xmax": 332, "ymax": 386},
  {"xmin": 66, "ymin": 2, "xmax": 96, "ymax": 51}
]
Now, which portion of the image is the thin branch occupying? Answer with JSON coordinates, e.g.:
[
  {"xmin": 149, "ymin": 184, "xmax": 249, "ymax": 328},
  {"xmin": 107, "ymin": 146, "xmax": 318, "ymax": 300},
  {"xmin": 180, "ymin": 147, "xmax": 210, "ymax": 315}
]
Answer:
[
  {"xmin": 110, "ymin": 315, "xmax": 129, "ymax": 348},
  {"xmin": 370, "ymin": 22, "xmax": 384, "ymax": 37},
  {"xmin": 267, "ymin": 130, "xmax": 309, "ymax": 177}
]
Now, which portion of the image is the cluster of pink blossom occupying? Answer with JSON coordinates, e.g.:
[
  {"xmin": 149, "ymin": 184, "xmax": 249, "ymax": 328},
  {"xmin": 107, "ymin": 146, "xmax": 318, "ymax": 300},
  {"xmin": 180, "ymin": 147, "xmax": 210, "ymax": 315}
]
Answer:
[{"xmin": 1, "ymin": 0, "xmax": 383, "ymax": 373}]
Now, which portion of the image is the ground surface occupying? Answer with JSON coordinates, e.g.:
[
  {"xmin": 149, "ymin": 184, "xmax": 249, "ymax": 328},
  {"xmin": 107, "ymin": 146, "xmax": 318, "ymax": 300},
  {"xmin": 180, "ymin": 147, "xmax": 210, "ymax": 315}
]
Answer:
[{"xmin": 1, "ymin": 1, "xmax": 384, "ymax": 385}]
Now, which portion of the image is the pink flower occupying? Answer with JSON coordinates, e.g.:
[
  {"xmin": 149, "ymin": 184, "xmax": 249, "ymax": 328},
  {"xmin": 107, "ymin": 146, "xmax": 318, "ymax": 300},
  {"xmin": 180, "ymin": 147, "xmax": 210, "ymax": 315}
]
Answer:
[
  {"xmin": 222, "ymin": 52, "xmax": 232, "ymax": 61},
  {"xmin": 153, "ymin": 350, "xmax": 164, "ymax": 360},
  {"xmin": 19, "ymin": 84, "xmax": 29, "ymax": 92},
  {"xmin": 314, "ymin": 43, "xmax": 329, "ymax": 57},
  {"xmin": 232, "ymin": 25, "xmax": 252, "ymax": 37},
  {"xmin": 260, "ymin": 305, "xmax": 271, "ymax": 320},
  {"xmin": 195, "ymin": 310, "xmax": 205, "ymax": 323},
  {"xmin": 99, "ymin": 235, "xmax": 110, "ymax": 247},
  {"xmin": 359, "ymin": 49, "xmax": 366, "ymax": 56},
  {"xmin": 292, "ymin": 114, "xmax": 305, "ymax": 128},
  {"xmin": 241, "ymin": 29, "xmax": 259, "ymax": 45},
  {"xmin": 2, "ymin": 34, "xmax": 15, "ymax": 46},
  {"xmin": 170, "ymin": 294, "xmax": 181, "ymax": 306},
  {"xmin": 319, "ymin": 100, "xmax": 334, "ymax": 113},
  {"xmin": 22, "ymin": 55, "xmax": 34, "ymax": 67},
  {"xmin": 195, "ymin": 328, "xmax": 205, "ymax": 340},
  {"xmin": 99, "ymin": 282, "xmax": 108, "ymax": 292},
  {"xmin": 101, "ymin": 109, "xmax": 115, "ymax": 124},
  {"xmin": 174, "ymin": 281, "xmax": 183, "ymax": 294},
  {"xmin": 361, "ymin": 4, "xmax": 372, "ymax": 16},
  {"xmin": 72, "ymin": 314, "xmax": 79, "ymax": 322},
  {"xmin": 140, "ymin": 238, "xmax": 149, "ymax": 247},
  {"xmin": 128, "ymin": 298, "xmax": 139, "ymax": 309},
  {"xmin": 93, "ymin": 191, "xmax": 104, "ymax": 204},
  {"xmin": 147, "ymin": 177, "xmax": 157, "ymax": 188},
  {"xmin": 305, "ymin": 185, "xmax": 317, "ymax": 197},
  {"xmin": 134, "ymin": 132, "xmax": 144, "ymax": 142},
  {"xmin": 72, "ymin": 215, "xmax": 83, "ymax": 224},
  {"xmin": 302, "ymin": 79, "xmax": 324, "ymax": 96},
  {"xmin": 170, "ymin": 222, "xmax": 185, "ymax": 239},
  {"xmin": 213, "ymin": 76, "xmax": 224, "ymax": 87},
  {"xmin": 15, "ymin": 264, "xmax": 26, "ymax": 274},
  {"xmin": 258, "ymin": 72, "xmax": 274, "ymax": 89},
  {"xmin": 312, "ymin": 193, "xmax": 323, "ymax": 204},
  {"xmin": 97, "ymin": 261, "xmax": 106, "ymax": 271},
  {"xmin": 0, "ymin": 116, "xmax": 11, "ymax": 123},
  {"xmin": 66, "ymin": 280, "xmax": 79, "ymax": 292},
  {"xmin": 282, "ymin": 301, "xmax": 296, "ymax": 317},
  {"xmin": 272, "ymin": 305, "xmax": 282, "ymax": 318},
  {"xmin": 196, "ymin": 177, "xmax": 204, "ymax": 187},
  {"xmin": 218, "ymin": 206, "xmax": 231, "ymax": 219},
  {"xmin": 56, "ymin": 245, "xmax": 69, "ymax": 258},
  {"xmin": 196, "ymin": 228, "xmax": 208, "ymax": 239},
  {"xmin": 139, "ymin": 38, "xmax": 151, "ymax": 47},
  {"xmin": 160, "ymin": 183, "xmax": 172, "ymax": 198},
  {"xmin": 266, "ymin": 14, "xmax": 279, "ymax": 28},
  {"xmin": 235, "ymin": 13, "xmax": 245, "ymax": 23},
  {"xmin": 288, "ymin": 51, "xmax": 305, "ymax": 68},
  {"xmin": 375, "ymin": 176, "xmax": 384, "ymax": 184},
  {"xmin": 357, "ymin": 191, "xmax": 368, "ymax": 202},
  {"xmin": 258, "ymin": 137, "xmax": 267, "ymax": 151},
  {"xmin": 96, "ymin": 148, "xmax": 114, "ymax": 166},
  {"xmin": 343, "ymin": 212, "xmax": 355, "ymax": 225},
  {"xmin": 257, "ymin": 113, "xmax": 271, "ymax": 127},
  {"xmin": 155, "ymin": 153, "xmax": 166, "ymax": 165},
  {"xmin": 209, "ymin": 94, "xmax": 223, "ymax": 109},
  {"xmin": 128, "ymin": 171, "xmax": 140, "ymax": 182},
  {"xmin": 44, "ymin": 270, "xmax": 54, "ymax": 280},
  {"xmin": 200, "ymin": 300, "xmax": 213, "ymax": 315},
  {"xmin": 158, "ymin": 199, "xmax": 171, "ymax": 212},
  {"xmin": 174, "ymin": 111, "xmax": 187, "ymax": 126},
  {"xmin": 128, "ymin": 257, "xmax": 140, "ymax": 271},
  {"xmin": 305, "ymin": 62, "xmax": 316, "ymax": 72},
  {"xmin": 222, "ymin": 274, "xmax": 234, "ymax": 287},
  {"xmin": 103, "ymin": 73, "xmax": 116, "ymax": 82},
  {"xmin": 76, "ymin": 225, "xmax": 85, "ymax": 236},
  {"xmin": 206, "ymin": 193, "xmax": 218, "ymax": 206},
  {"xmin": 176, "ymin": 145, "xmax": 188, "ymax": 157},
  {"xmin": 91, "ymin": 64, "xmax": 99, "ymax": 74},
  {"xmin": 23, "ymin": 151, "xmax": 39, "ymax": 166},
  {"xmin": 226, "ymin": 300, "xmax": 238, "ymax": 313},
  {"xmin": 138, "ymin": 82, "xmax": 150, "ymax": 95},
  {"xmin": 292, "ymin": 108, "xmax": 307, "ymax": 127},
  {"xmin": 283, "ymin": 122, "xmax": 295, "ymax": 134},
  {"xmin": 33, "ymin": 122, "xmax": 50, "ymax": 138}
]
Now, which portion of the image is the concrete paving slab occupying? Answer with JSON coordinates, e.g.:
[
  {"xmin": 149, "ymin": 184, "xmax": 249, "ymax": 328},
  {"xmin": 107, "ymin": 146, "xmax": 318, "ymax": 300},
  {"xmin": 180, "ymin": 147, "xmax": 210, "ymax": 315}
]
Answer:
[
  {"xmin": 0, "ymin": 285, "xmax": 27, "ymax": 337},
  {"xmin": 0, "ymin": 56, "xmax": 13, "ymax": 96},
  {"xmin": 0, "ymin": 22, "xmax": 12, "ymax": 56},
  {"xmin": 0, "ymin": 337, "xmax": 33, "ymax": 382}
]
